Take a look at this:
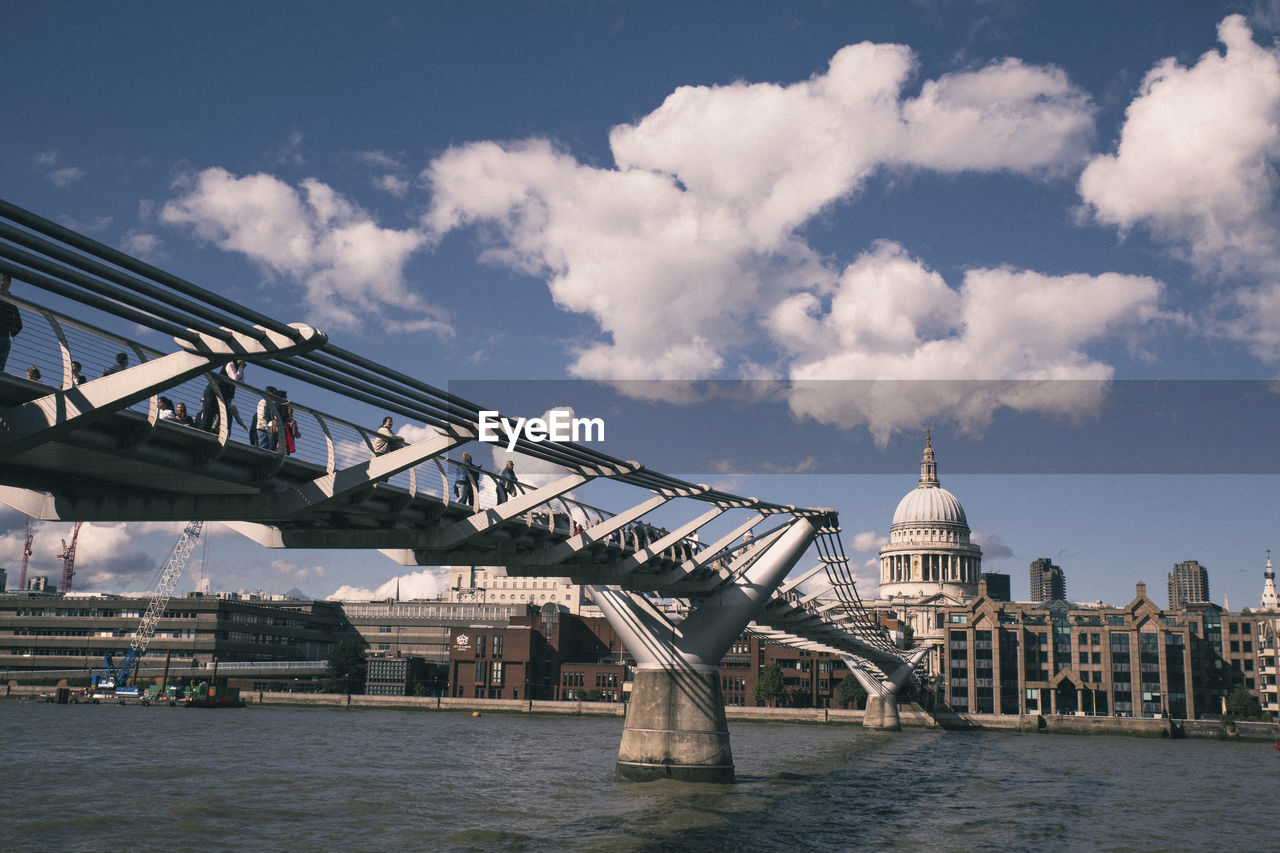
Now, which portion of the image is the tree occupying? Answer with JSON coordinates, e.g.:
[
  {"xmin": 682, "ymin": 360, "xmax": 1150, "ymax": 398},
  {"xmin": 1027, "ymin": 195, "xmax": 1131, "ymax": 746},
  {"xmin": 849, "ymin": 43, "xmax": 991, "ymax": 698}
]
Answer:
[
  {"xmin": 1225, "ymin": 685, "xmax": 1262, "ymax": 721},
  {"xmin": 902, "ymin": 624, "xmax": 915, "ymax": 650},
  {"xmin": 754, "ymin": 663, "xmax": 785, "ymax": 707},
  {"xmin": 836, "ymin": 674, "xmax": 867, "ymax": 710},
  {"xmin": 323, "ymin": 637, "xmax": 367, "ymax": 694}
]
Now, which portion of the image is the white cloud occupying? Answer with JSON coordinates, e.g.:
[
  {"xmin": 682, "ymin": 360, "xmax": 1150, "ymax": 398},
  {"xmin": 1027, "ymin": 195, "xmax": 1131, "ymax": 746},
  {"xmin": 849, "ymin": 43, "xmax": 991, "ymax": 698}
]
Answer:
[
  {"xmin": 971, "ymin": 531, "xmax": 1013, "ymax": 560},
  {"xmin": 35, "ymin": 150, "xmax": 87, "ymax": 187},
  {"xmin": 1080, "ymin": 15, "xmax": 1280, "ymax": 274},
  {"xmin": 849, "ymin": 530, "xmax": 888, "ymax": 553},
  {"xmin": 374, "ymin": 174, "xmax": 409, "ymax": 197},
  {"xmin": 1078, "ymin": 15, "xmax": 1280, "ymax": 360},
  {"xmin": 422, "ymin": 40, "xmax": 1096, "ymax": 383},
  {"xmin": 121, "ymin": 230, "xmax": 163, "ymax": 259},
  {"xmin": 161, "ymin": 167, "xmax": 452, "ymax": 336},
  {"xmin": 328, "ymin": 568, "xmax": 449, "ymax": 601},
  {"xmin": 773, "ymin": 241, "xmax": 1164, "ymax": 443},
  {"xmin": 8, "ymin": 521, "xmax": 189, "ymax": 591},
  {"xmin": 266, "ymin": 558, "xmax": 328, "ymax": 584},
  {"xmin": 901, "ymin": 58, "xmax": 1094, "ymax": 175},
  {"xmin": 48, "ymin": 166, "xmax": 86, "ymax": 187}
]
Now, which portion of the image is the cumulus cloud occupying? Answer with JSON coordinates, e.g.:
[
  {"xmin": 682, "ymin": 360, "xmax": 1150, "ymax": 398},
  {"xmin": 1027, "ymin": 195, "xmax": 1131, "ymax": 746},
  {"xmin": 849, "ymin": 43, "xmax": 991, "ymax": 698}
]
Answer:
[
  {"xmin": 772, "ymin": 241, "xmax": 1164, "ymax": 443},
  {"xmin": 1078, "ymin": 15, "xmax": 1280, "ymax": 360},
  {"xmin": 328, "ymin": 568, "xmax": 449, "ymax": 601},
  {"xmin": 265, "ymin": 558, "xmax": 328, "ymax": 585},
  {"xmin": 422, "ymin": 40, "xmax": 1096, "ymax": 384},
  {"xmin": 1080, "ymin": 16, "xmax": 1280, "ymax": 273},
  {"xmin": 971, "ymin": 531, "xmax": 1013, "ymax": 560},
  {"xmin": 848, "ymin": 530, "xmax": 888, "ymax": 553},
  {"xmin": 35, "ymin": 150, "xmax": 86, "ymax": 187},
  {"xmin": 356, "ymin": 150, "xmax": 412, "ymax": 197},
  {"xmin": 48, "ymin": 166, "xmax": 86, "ymax": 187},
  {"xmin": 121, "ymin": 230, "xmax": 163, "ymax": 260},
  {"xmin": 3, "ymin": 521, "xmax": 186, "ymax": 592},
  {"xmin": 161, "ymin": 168, "xmax": 452, "ymax": 336}
]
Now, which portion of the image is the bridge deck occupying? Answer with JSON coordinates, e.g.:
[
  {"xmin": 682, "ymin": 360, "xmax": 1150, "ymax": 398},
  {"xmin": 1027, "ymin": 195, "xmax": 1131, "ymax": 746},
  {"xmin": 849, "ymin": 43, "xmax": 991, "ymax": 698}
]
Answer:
[{"xmin": 0, "ymin": 196, "xmax": 911, "ymax": 675}]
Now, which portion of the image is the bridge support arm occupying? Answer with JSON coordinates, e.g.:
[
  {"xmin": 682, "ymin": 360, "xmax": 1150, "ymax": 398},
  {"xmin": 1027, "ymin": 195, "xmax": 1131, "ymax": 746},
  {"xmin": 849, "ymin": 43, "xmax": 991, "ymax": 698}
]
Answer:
[
  {"xmin": 590, "ymin": 516, "xmax": 819, "ymax": 783},
  {"xmin": 841, "ymin": 646, "xmax": 929, "ymax": 731}
]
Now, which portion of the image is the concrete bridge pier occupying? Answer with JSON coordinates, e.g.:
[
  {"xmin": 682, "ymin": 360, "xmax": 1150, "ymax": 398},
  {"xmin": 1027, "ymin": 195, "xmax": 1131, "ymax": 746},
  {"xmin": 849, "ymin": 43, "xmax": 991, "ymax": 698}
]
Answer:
[
  {"xmin": 616, "ymin": 666, "xmax": 733, "ymax": 782},
  {"xmin": 843, "ymin": 646, "xmax": 930, "ymax": 732},
  {"xmin": 861, "ymin": 693, "xmax": 902, "ymax": 731},
  {"xmin": 590, "ymin": 516, "xmax": 820, "ymax": 782}
]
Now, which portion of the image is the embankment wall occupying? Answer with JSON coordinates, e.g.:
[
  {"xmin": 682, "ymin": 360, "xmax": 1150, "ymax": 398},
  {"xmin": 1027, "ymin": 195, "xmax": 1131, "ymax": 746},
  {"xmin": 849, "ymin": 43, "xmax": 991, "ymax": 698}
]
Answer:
[{"xmin": 6, "ymin": 683, "xmax": 1276, "ymax": 741}]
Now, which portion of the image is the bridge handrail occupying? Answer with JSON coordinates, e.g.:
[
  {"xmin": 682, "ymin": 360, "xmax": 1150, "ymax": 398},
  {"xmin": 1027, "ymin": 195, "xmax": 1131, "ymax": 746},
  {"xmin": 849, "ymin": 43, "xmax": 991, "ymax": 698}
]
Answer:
[
  {"xmin": 0, "ymin": 198, "xmax": 829, "ymax": 517},
  {"xmin": 0, "ymin": 291, "xmax": 624, "ymax": 525}
]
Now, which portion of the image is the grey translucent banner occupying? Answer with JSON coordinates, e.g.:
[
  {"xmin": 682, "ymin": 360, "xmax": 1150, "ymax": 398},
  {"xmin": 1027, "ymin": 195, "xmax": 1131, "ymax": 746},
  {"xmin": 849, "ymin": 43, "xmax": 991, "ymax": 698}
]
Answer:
[{"xmin": 447, "ymin": 379, "xmax": 1280, "ymax": 475}]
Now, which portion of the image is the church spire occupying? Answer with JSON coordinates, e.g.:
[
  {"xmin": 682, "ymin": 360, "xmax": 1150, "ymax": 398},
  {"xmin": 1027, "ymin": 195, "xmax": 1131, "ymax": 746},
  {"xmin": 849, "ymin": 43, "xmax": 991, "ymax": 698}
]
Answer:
[
  {"xmin": 918, "ymin": 430, "xmax": 939, "ymax": 487},
  {"xmin": 1261, "ymin": 549, "xmax": 1278, "ymax": 611}
]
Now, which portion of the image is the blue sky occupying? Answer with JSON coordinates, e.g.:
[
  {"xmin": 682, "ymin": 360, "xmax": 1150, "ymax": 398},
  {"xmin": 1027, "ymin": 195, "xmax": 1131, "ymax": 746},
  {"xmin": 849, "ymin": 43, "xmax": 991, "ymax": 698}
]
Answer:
[{"xmin": 1, "ymin": 2, "xmax": 1278, "ymax": 609}]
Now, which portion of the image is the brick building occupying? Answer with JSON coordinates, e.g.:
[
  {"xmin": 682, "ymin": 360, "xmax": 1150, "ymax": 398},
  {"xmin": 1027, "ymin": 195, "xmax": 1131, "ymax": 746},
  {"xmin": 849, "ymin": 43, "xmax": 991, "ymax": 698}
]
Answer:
[
  {"xmin": 939, "ymin": 580, "xmax": 1260, "ymax": 719},
  {"xmin": 447, "ymin": 604, "xmax": 628, "ymax": 701}
]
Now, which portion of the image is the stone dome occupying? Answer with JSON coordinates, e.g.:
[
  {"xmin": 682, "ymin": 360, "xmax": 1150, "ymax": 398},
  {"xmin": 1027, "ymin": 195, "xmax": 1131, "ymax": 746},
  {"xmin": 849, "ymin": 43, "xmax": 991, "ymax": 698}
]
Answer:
[
  {"xmin": 889, "ymin": 431, "xmax": 969, "ymax": 530},
  {"xmin": 892, "ymin": 485, "xmax": 968, "ymax": 527}
]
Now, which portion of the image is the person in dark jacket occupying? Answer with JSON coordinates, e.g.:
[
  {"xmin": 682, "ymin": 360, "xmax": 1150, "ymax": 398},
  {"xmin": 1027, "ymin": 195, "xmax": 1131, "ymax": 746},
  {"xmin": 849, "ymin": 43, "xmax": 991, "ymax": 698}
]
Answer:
[{"xmin": 0, "ymin": 273, "xmax": 22, "ymax": 372}]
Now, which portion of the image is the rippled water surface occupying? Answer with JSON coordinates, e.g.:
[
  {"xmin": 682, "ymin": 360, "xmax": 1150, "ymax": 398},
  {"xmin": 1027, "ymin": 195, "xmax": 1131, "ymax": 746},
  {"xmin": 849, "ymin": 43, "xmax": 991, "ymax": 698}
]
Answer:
[{"xmin": 4, "ymin": 702, "xmax": 1277, "ymax": 851}]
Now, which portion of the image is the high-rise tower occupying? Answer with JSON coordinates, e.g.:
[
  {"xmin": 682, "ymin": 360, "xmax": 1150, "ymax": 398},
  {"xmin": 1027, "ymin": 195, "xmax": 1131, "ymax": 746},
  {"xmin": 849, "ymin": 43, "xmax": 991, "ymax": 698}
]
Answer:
[
  {"xmin": 1167, "ymin": 560, "xmax": 1210, "ymax": 609},
  {"xmin": 1029, "ymin": 558, "xmax": 1066, "ymax": 602}
]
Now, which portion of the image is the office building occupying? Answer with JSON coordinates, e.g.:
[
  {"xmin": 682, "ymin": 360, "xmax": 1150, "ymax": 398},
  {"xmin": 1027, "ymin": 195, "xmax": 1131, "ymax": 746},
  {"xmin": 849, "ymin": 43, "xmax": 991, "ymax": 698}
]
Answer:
[
  {"xmin": 0, "ymin": 592, "xmax": 354, "ymax": 676},
  {"xmin": 939, "ymin": 580, "xmax": 1259, "ymax": 718},
  {"xmin": 981, "ymin": 572, "xmax": 1011, "ymax": 602}
]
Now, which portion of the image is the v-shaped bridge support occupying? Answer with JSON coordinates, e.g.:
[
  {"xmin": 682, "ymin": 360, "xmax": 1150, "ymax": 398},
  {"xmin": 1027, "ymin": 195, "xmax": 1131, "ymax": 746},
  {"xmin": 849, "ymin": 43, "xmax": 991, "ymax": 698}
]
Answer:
[
  {"xmin": 589, "ymin": 516, "xmax": 819, "ymax": 782},
  {"xmin": 841, "ymin": 646, "xmax": 931, "ymax": 731}
]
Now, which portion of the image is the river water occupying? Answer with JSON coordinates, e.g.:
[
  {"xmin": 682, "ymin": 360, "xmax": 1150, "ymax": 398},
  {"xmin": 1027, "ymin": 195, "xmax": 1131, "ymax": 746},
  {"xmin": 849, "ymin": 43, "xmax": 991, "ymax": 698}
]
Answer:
[{"xmin": 3, "ymin": 702, "xmax": 1277, "ymax": 852}]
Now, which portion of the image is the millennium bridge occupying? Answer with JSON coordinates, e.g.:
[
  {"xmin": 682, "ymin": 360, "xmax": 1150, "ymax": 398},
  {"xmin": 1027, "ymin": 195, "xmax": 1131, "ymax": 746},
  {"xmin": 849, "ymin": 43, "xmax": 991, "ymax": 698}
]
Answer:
[{"xmin": 0, "ymin": 198, "xmax": 924, "ymax": 781}]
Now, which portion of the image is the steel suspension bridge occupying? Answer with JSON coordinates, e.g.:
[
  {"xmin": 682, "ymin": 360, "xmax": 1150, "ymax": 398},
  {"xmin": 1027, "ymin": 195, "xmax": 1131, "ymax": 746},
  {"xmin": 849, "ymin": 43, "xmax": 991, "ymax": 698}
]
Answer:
[{"xmin": 0, "ymin": 197, "xmax": 923, "ymax": 781}]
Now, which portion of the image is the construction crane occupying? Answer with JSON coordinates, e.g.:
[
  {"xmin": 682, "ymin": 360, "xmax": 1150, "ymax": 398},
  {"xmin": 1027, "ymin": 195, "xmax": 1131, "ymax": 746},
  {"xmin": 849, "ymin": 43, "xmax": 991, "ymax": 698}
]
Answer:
[
  {"xmin": 17, "ymin": 517, "xmax": 33, "ymax": 591},
  {"xmin": 92, "ymin": 521, "xmax": 203, "ymax": 697},
  {"xmin": 57, "ymin": 521, "xmax": 83, "ymax": 595}
]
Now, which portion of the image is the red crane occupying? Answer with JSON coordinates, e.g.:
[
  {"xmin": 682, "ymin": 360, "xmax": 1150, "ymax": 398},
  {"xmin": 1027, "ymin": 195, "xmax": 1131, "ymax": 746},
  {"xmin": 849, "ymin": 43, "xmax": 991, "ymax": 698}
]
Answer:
[
  {"xmin": 58, "ymin": 521, "xmax": 83, "ymax": 594},
  {"xmin": 18, "ymin": 518, "xmax": 33, "ymax": 591}
]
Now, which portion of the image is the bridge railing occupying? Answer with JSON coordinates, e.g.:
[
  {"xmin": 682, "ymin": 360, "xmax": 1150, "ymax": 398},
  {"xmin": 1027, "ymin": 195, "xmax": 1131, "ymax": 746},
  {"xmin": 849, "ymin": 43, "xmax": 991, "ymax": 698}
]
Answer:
[{"xmin": 2, "ymin": 291, "xmax": 625, "ymax": 537}]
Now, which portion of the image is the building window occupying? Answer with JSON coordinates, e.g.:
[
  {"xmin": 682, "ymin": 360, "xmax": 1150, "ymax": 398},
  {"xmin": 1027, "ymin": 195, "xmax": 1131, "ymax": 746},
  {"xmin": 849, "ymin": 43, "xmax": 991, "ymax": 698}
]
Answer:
[
  {"xmin": 493, "ymin": 636, "xmax": 503, "ymax": 659},
  {"xmin": 477, "ymin": 635, "xmax": 487, "ymax": 658}
]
